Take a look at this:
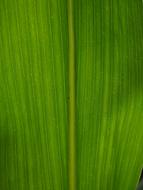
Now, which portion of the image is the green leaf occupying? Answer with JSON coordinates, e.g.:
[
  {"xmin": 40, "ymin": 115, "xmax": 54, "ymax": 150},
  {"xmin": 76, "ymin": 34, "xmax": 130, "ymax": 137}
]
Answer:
[
  {"xmin": 0, "ymin": 0, "xmax": 143, "ymax": 190},
  {"xmin": 75, "ymin": 1, "xmax": 143, "ymax": 189}
]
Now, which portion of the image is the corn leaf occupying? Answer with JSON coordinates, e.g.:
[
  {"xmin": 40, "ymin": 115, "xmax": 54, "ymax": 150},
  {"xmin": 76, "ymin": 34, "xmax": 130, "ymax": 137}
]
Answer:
[{"xmin": 0, "ymin": 0, "xmax": 143, "ymax": 190}]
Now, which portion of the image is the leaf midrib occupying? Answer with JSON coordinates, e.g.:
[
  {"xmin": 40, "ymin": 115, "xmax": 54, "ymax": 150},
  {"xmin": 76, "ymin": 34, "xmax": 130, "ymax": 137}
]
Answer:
[{"xmin": 67, "ymin": 0, "xmax": 77, "ymax": 190}]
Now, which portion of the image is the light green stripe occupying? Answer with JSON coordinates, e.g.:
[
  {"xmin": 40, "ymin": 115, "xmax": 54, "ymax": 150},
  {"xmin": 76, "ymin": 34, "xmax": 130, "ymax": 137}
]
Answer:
[{"xmin": 67, "ymin": 0, "xmax": 76, "ymax": 190}]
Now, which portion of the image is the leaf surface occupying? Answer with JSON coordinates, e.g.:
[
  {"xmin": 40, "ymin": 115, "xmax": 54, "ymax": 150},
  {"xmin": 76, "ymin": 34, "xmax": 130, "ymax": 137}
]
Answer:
[{"xmin": 0, "ymin": 0, "xmax": 143, "ymax": 190}]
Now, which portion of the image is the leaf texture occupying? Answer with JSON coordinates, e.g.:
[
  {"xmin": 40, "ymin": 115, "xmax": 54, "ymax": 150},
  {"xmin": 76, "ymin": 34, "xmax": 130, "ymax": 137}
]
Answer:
[
  {"xmin": 0, "ymin": 0, "xmax": 68, "ymax": 189},
  {"xmin": 0, "ymin": 0, "xmax": 143, "ymax": 190},
  {"xmin": 75, "ymin": 1, "xmax": 143, "ymax": 189}
]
